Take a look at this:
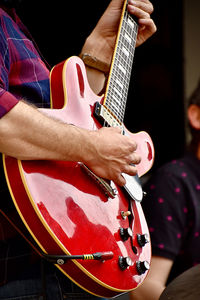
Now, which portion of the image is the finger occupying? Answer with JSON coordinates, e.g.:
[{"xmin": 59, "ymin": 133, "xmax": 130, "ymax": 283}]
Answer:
[
  {"xmin": 138, "ymin": 17, "xmax": 157, "ymax": 28},
  {"xmin": 128, "ymin": 0, "xmax": 154, "ymax": 14},
  {"xmin": 127, "ymin": 140, "xmax": 137, "ymax": 154},
  {"xmin": 127, "ymin": 4, "xmax": 151, "ymax": 20},
  {"xmin": 114, "ymin": 173, "xmax": 126, "ymax": 187},
  {"xmin": 132, "ymin": 153, "xmax": 141, "ymax": 165},
  {"xmin": 122, "ymin": 164, "xmax": 138, "ymax": 176},
  {"xmin": 138, "ymin": 18, "xmax": 157, "ymax": 35},
  {"xmin": 126, "ymin": 153, "xmax": 141, "ymax": 165}
]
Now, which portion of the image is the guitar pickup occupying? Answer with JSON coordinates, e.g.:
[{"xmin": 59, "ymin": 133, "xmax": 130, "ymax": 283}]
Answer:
[{"xmin": 94, "ymin": 102, "xmax": 123, "ymax": 131}]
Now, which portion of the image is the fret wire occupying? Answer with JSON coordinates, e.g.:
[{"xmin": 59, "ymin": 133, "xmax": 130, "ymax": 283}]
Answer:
[{"xmin": 105, "ymin": 6, "xmax": 138, "ymax": 123}]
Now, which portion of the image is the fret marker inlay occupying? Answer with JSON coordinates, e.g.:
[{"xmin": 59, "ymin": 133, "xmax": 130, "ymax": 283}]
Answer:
[
  {"xmin": 116, "ymin": 80, "xmax": 123, "ymax": 90},
  {"xmin": 118, "ymin": 64, "xmax": 126, "ymax": 75},
  {"xmin": 125, "ymin": 33, "xmax": 131, "ymax": 44},
  {"xmin": 128, "ymin": 17, "xmax": 134, "ymax": 28},
  {"xmin": 122, "ymin": 47, "xmax": 129, "ymax": 57},
  {"xmin": 114, "ymin": 87, "xmax": 122, "ymax": 98},
  {"xmin": 103, "ymin": 0, "xmax": 138, "ymax": 124}
]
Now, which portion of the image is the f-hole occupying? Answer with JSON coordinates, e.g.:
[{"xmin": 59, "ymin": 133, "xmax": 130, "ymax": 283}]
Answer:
[{"xmin": 76, "ymin": 63, "xmax": 84, "ymax": 98}]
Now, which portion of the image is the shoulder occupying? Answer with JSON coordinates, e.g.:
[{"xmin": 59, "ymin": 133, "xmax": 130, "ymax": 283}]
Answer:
[
  {"xmin": 0, "ymin": 7, "xmax": 20, "ymax": 34},
  {"xmin": 0, "ymin": 7, "xmax": 12, "ymax": 24},
  {"xmin": 0, "ymin": 7, "xmax": 14, "ymax": 39}
]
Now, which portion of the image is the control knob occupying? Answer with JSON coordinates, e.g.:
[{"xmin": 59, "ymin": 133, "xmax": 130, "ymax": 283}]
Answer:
[
  {"xmin": 137, "ymin": 233, "xmax": 150, "ymax": 247},
  {"xmin": 118, "ymin": 256, "xmax": 133, "ymax": 270},
  {"xmin": 136, "ymin": 260, "xmax": 150, "ymax": 275},
  {"xmin": 119, "ymin": 227, "xmax": 133, "ymax": 241}
]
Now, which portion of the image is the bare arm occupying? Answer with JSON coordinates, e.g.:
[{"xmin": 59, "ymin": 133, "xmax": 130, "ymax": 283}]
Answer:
[
  {"xmin": 0, "ymin": 0, "xmax": 156, "ymax": 186},
  {"xmin": 0, "ymin": 101, "xmax": 140, "ymax": 186},
  {"xmin": 81, "ymin": 0, "xmax": 157, "ymax": 94},
  {"xmin": 130, "ymin": 256, "xmax": 173, "ymax": 300}
]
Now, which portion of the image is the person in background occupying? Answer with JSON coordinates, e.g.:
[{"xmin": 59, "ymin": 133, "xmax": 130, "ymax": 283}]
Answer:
[
  {"xmin": 130, "ymin": 81, "xmax": 200, "ymax": 300},
  {"xmin": 0, "ymin": 0, "xmax": 156, "ymax": 299}
]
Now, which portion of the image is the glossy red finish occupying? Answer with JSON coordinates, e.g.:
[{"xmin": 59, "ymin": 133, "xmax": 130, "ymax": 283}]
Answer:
[{"xmin": 3, "ymin": 57, "xmax": 153, "ymax": 298}]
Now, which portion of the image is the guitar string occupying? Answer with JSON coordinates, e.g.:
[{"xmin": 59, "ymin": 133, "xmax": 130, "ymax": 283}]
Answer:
[{"xmin": 104, "ymin": 10, "xmax": 138, "ymax": 127}]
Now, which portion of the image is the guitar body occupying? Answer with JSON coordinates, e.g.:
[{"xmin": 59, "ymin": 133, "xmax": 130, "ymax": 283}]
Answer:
[{"xmin": 3, "ymin": 57, "xmax": 153, "ymax": 298}]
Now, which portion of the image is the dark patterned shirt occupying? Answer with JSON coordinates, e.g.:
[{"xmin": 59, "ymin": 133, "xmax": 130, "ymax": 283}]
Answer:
[
  {"xmin": 0, "ymin": 7, "xmax": 50, "ymax": 284},
  {"xmin": 0, "ymin": 7, "xmax": 50, "ymax": 117},
  {"xmin": 142, "ymin": 152, "xmax": 200, "ymax": 282}
]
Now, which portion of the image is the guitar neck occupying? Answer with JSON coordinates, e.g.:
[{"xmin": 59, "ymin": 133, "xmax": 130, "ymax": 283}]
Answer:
[{"xmin": 103, "ymin": 0, "xmax": 138, "ymax": 124}]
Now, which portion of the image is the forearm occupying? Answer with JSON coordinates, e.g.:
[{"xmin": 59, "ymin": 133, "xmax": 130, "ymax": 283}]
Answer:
[
  {"xmin": 80, "ymin": 34, "xmax": 111, "ymax": 94},
  {"xmin": 0, "ymin": 100, "xmax": 141, "ymax": 186},
  {"xmin": 79, "ymin": 1, "xmax": 119, "ymax": 94},
  {"xmin": 0, "ymin": 101, "xmax": 93, "ymax": 162},
  {"xmin": 84, "ymin": 66, "xmax": 106, "ymax": 95},
  {"xmin": 130, "ymin": 256, "xmax": 173, "ymax": 300},
  {"xmin": 130, "ymin": 280, "xmax": 165, "ymax": 300},
  {"xmin": 80, "ymin": 0, "xmax": 157, "ymax": 78},
  {"xmin": 81, "ymin": 32, "xmax": 113, "ymax": 66}
]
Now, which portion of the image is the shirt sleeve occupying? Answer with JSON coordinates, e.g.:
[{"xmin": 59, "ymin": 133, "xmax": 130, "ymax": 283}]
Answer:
[
  {"xmin": 0, "ymin": 17, "xmax": 19, "ymax": 118},
  {"xmin": 142, "ymin": 165, "xmax": 188, "ymax": 261},
  {"xmin": 0, "ymin": 90, "xmax": 18, "ymax": 118}
]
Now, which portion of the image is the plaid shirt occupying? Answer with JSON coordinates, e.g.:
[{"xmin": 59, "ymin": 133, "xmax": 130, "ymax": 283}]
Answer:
[
  {"xmin": 0, "ymin": 7, "xmax": 50, "ymax": 118},
  {"xmin": 0, "ymin": 7, "xmax": 51, "ymax": 285}
]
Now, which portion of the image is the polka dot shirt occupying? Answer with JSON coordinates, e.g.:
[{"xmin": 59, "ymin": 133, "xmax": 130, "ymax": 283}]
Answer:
[{"xmin": 142, "ymin": 152, "xmax": 200, "ymax": 283}]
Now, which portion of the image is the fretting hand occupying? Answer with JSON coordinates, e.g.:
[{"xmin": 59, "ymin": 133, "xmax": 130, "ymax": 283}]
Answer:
[{"xmin": 82, "ymin": 0, "xmax": 156, "ymax": 65}]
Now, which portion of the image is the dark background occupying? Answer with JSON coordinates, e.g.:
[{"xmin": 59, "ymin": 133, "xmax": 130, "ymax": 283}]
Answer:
[{"xmin": 16, "ymin": 0, "xmax": 185, "ymax": 172}]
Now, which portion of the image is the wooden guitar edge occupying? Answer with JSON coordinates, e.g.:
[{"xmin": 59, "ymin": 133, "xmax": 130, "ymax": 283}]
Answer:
[{"xmin": 2, "ymin": 154, "xmax": 141, "ymax": 298}]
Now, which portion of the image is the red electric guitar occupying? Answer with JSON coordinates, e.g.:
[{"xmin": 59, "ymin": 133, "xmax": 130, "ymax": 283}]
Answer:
[{"xmin": 2, "ymin": 1, "xmax": 154, "ymax": 298}]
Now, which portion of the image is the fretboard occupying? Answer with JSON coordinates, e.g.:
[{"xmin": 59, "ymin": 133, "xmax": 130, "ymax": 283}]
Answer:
[{"xmin": 104, "ymin": 1, "xmax": 138, "ymax": 124}]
